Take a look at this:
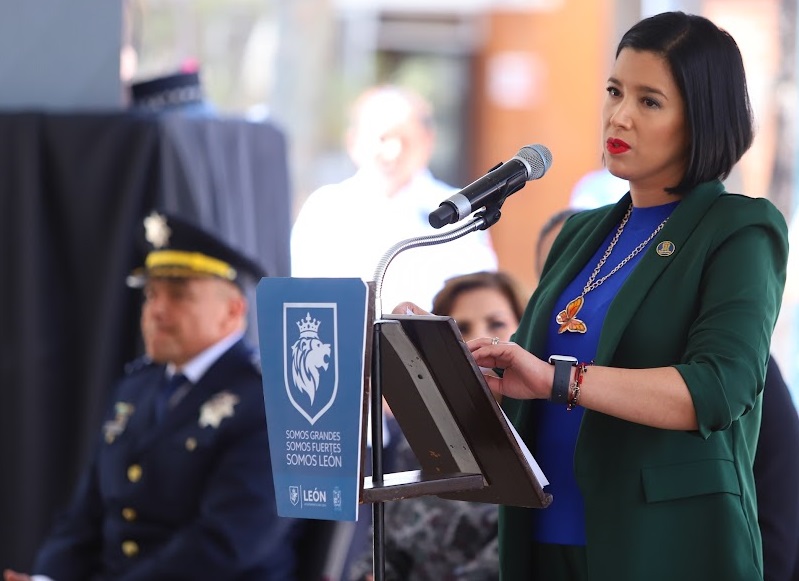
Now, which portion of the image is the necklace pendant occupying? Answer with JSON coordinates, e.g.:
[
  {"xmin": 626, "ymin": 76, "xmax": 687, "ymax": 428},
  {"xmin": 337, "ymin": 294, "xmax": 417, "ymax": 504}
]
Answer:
[{"xmin": 556, "ymin": 296, "xmax": 587, "ymax": 334}]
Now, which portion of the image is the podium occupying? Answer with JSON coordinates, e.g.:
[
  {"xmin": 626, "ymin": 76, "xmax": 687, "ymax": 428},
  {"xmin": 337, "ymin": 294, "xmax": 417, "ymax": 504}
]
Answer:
[
  {"xmin": 256, "ymin": 279, "xmax": 551, "ymax": 580},
  {"xmin": 364, "ymin": 313, "xmax": 550, "ymax": 509},
  {"xmin": 361, "ymin": 211, "xmax": 552, "ymax": 580},
  {"xmin": 257, "ymin": 212, "xmax": 551, "ymax": 579}
]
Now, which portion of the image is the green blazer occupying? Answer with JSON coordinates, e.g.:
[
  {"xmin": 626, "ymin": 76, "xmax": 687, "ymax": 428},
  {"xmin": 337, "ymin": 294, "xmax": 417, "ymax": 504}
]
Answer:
[{"xmin": 500, "ymin": 181, "xmax": 788, "ymax": 581}]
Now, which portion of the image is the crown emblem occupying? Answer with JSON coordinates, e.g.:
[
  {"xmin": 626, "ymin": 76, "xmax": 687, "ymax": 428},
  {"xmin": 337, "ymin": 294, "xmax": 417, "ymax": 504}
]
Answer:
[
  {"xmin": 144, "ymin": 211, "xmax": 171, "ymax": 249},
  {"xmin": 297, "ymin": 313, "xmax": 321, "ymax": 337}
]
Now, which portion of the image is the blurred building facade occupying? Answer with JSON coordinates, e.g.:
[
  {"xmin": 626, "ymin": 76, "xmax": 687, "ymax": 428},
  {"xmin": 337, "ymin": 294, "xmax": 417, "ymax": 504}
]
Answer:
[{"xmin": 130, "ymin": 0, "xmax": 798, "ymax": 398}]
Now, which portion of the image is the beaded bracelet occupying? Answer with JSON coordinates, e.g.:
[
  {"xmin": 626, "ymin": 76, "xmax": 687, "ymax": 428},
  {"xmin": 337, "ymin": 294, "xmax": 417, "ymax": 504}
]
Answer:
[{"xmin": 567, "ymin": 362, "xmax": 592, "ymax": 411}]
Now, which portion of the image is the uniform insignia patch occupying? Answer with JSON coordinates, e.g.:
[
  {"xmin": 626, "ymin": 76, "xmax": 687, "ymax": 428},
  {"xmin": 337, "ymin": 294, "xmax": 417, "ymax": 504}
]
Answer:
[
  {"xmin": 199, "ymin": 391, "xmax": 240, "ymax": 429},
  {"xmin": 103, "ymin": 402, "xmax": 135, "ymax": 443}
]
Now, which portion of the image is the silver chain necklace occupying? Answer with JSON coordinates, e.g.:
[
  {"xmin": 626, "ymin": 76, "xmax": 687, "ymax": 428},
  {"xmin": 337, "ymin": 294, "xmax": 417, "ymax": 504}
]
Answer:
[{"xmin": 555, "ymin": 204, "xmax": 669, "ymax": 334}]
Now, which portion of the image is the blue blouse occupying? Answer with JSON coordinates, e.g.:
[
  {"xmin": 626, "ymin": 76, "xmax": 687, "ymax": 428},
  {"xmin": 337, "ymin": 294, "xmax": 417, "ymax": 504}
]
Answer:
[{"xmin": 532, "ymin": 200, "xmax": 680, "ymax": 545}]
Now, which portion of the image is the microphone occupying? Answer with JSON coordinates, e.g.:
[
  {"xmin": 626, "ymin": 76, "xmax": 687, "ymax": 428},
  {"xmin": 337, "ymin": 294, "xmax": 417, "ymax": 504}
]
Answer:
[{"xmin": 428, "ymin": 144, "xmax": 553, "ymax": 228}]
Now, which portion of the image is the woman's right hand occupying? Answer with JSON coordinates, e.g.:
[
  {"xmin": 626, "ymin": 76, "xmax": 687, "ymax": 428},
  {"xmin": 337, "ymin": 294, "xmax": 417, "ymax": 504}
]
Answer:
[{"xmin": 468, "ymin": 337, "xmax": 554, "ymax": 401}]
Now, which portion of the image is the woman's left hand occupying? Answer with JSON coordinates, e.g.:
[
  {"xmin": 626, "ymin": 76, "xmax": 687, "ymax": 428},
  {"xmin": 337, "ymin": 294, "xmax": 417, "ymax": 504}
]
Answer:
[{"xmin": 468, "ymin": 337, "xmax": 554, "ymax": 400}]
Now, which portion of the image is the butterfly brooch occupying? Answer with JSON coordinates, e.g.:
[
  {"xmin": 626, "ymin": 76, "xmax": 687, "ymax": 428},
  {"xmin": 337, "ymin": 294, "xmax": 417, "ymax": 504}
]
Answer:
[{"xmin": 556, "ymin": 296, "xmax": 587, "ymax": 334}]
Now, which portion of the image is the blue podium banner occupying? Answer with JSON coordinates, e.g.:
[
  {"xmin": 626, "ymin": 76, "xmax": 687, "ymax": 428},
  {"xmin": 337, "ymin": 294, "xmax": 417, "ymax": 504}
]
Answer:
[{"xmin": 256, "ymin": 278, "xmax": 368, "ymax": 521}]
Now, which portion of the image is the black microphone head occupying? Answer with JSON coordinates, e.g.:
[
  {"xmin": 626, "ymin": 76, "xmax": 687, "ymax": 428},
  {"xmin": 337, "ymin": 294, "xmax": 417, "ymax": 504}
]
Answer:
[{"xmin": 515, "ymin": 144, "xmax": 553, "ymax": 180}]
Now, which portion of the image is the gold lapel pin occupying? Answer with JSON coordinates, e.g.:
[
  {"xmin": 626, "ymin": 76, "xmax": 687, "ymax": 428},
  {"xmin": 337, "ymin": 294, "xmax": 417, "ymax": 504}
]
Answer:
[{"xmin": 656, "ymin": 241, "xmax": 675, "ymax": 256}]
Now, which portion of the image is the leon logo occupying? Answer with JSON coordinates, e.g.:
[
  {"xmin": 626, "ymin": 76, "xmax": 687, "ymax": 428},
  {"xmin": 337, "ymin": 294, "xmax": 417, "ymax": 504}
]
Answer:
[
  {"xmin": 289, "ymin": 486, "xmax": 300, "ymax": 506},
  {"xmin": 284, "ymin": 304, "xmax": 338, "ymax": 425}
]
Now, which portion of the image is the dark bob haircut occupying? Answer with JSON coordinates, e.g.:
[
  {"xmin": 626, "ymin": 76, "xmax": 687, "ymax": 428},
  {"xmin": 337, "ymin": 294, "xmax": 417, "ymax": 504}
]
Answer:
[
  {"xmin": 616, "ymin": 11, "xmax": 753, "ymax": 194},
  {"xmin": 432, "ymin": 271, "xmax": 527, "ymax": 322}
]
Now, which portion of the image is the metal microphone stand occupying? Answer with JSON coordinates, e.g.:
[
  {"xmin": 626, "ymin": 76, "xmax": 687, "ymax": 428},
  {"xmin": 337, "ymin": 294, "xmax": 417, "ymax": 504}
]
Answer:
[{"xmin": 367, "ymin": 206, "xmax": 502, "ymax": 581}]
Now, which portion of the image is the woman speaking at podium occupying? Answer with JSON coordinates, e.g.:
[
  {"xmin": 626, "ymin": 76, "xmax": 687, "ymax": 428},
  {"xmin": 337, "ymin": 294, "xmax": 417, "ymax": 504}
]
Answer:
[{"xmin": 462, "ymin": 11, "xmax": 787, "ymax": 581}]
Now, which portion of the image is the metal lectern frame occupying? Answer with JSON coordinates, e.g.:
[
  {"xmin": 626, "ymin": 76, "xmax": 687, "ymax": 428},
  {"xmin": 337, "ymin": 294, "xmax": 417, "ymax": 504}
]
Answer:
[{"xmin": 362, "ymin": 205, "xmax": 550, "ymax": 581}]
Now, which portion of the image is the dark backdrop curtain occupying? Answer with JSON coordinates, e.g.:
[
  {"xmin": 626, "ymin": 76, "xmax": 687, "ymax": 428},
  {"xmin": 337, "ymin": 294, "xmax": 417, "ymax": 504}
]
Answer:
[{"xmin": 0, "ymin": 111, "xmax": 291, "ymax": 570}]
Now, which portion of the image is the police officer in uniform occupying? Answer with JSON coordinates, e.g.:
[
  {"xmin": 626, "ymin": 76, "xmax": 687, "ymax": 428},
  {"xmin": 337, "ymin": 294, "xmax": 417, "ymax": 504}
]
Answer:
[{"xmin": 5, "ymin": 212, "xmax": 300, "ymax": 581}]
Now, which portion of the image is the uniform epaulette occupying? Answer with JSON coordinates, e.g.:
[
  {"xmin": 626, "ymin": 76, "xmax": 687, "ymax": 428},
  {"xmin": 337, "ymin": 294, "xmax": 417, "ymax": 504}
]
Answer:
[{"xmin": 124, "ymin": 355, "xmax": 155, "ymax": 375}]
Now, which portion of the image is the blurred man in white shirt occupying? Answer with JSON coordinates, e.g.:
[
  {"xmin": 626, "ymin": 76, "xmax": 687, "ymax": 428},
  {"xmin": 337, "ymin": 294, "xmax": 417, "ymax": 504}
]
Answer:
[{"xmin": 291, "ymin": 85, "xmax": 497, "ymax": 313}]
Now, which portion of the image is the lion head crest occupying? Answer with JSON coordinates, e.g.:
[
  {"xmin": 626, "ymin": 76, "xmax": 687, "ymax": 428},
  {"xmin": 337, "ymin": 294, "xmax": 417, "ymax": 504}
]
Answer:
[{"xmin": 290, "ymin": 313, "xmax": 331, "ymax": 405}]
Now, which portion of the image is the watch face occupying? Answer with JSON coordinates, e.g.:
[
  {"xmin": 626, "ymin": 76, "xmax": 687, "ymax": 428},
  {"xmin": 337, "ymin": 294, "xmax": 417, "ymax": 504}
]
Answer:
[{"xmin": 549, "ymin": 355, "xmax": 578, "ymax": 364}]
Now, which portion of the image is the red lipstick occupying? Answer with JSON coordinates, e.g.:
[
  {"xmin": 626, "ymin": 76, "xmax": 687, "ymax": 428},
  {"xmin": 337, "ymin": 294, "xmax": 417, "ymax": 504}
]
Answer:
[{"xmin": 606, "ymin": 138, "xmax": 630, "ymax": 155}]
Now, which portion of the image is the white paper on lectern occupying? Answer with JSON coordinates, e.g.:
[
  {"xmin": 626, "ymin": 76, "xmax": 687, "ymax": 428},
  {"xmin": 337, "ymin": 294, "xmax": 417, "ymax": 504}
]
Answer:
[{"xmin": 500, "ymin": 408, "xmax": 549, "ymax": 487}]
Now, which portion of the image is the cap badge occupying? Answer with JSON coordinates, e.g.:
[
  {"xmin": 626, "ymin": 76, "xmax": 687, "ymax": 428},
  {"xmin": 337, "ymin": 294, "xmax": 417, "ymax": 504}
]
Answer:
[
  {"xmin": 144, "ymin": 212, "xmax": 171, "ymax": 249},
  {"xmin": 199, "ymin": 391, "xmax": 240, "ymax": 429}
]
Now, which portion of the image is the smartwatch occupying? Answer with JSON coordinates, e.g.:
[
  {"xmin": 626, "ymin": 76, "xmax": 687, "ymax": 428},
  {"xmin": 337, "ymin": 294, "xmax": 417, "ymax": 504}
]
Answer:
[{"xmin": 548, "ymin": 355, "xmax": 577, "ymax": 404}]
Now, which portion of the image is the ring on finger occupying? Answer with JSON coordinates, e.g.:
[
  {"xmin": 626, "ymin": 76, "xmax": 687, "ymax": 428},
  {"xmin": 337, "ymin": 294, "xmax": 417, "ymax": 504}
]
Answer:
[{"xmin": 491, "ymin": 336, "xmax": 499, "ymax": 345}]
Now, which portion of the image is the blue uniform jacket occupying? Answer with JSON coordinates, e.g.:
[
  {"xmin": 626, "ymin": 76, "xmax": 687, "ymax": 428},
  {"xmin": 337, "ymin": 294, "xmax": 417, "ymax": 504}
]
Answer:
[{"xmin": 34, "ymin": 339, "xmax": 300, "ymax": 581}]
